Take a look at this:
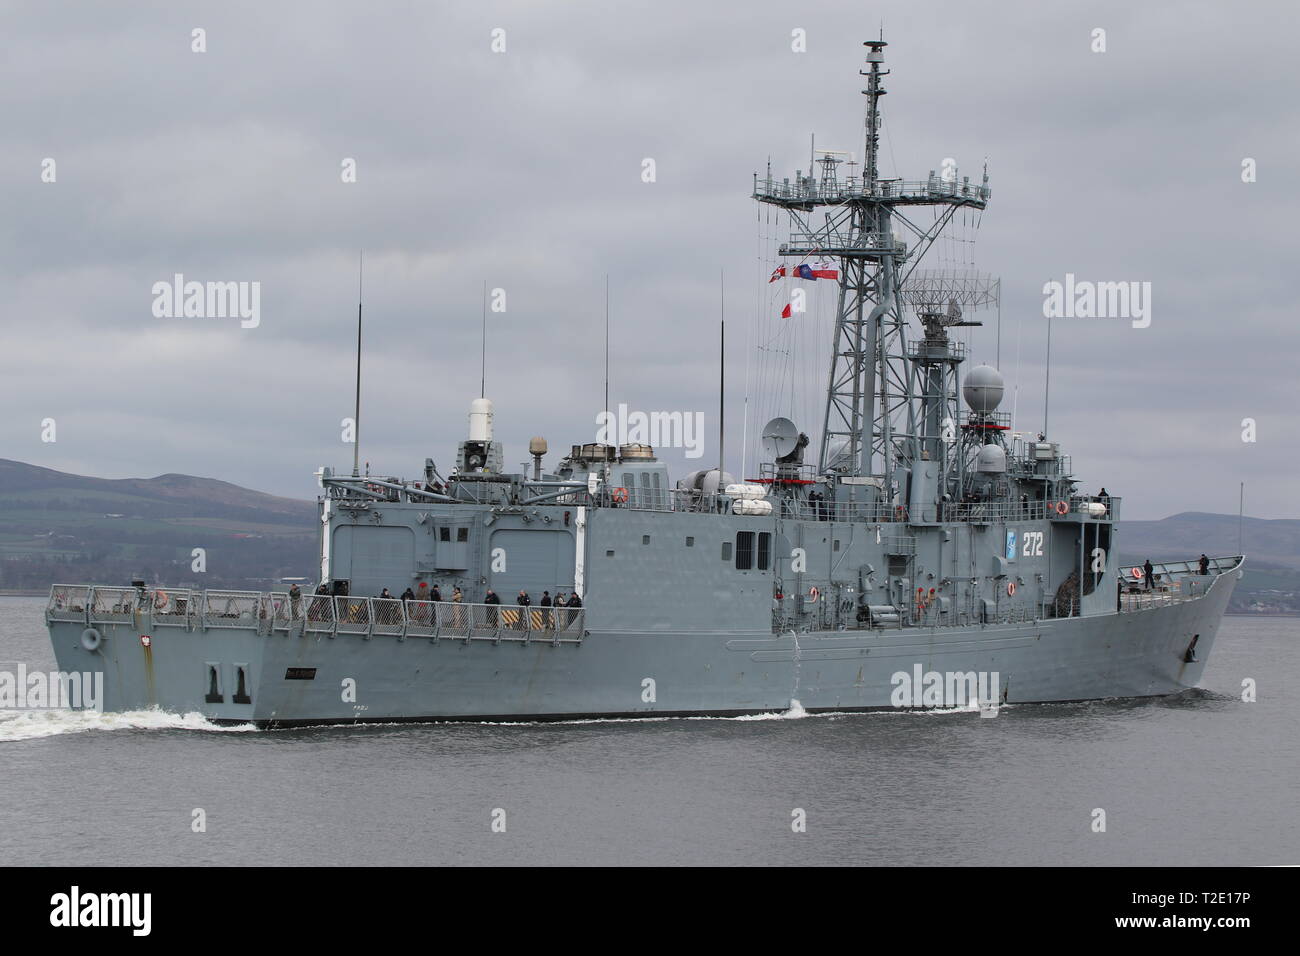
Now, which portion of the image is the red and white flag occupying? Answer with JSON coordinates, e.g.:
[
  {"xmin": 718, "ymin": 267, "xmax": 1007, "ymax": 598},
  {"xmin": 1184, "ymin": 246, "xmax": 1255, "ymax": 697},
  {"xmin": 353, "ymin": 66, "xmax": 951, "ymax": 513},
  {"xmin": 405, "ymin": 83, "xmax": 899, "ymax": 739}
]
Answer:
[{"xmin": 769, "ymin": 261, "xmax": 838, "ymax": 282}]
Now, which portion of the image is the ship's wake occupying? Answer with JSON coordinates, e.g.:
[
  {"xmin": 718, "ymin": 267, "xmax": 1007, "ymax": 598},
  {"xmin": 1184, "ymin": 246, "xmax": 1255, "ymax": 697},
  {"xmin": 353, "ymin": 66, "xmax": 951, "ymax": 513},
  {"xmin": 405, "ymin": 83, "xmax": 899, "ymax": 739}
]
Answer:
[{"xmin": 0, "ymin": 708, "xmax": 258, "ymax": 742}]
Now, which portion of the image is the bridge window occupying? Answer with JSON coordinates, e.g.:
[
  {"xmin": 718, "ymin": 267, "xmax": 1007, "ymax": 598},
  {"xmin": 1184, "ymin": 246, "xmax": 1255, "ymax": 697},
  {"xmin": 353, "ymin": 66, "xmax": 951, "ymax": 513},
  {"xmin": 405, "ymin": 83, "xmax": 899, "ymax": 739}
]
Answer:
[
  {"xmin": 439, "ymin": 528, "xmax": 450, "ymax": 542},
  {"xmin": 721, "ymin": 542, "xmax": 732, "ymax": 561},
  {"xmin": 642, "ymin": 535, "xmax": 650, "ymax": 545},
  {"xmin": 686, "ymin": 536, "xmax": 695, "ymax": 547},
  {"xmin": 456, "ymin": 527, "xmax": 469, "ymax": 542},
  {"xmin": 758, "ymin": 533, "xmax": 771, "ymax": 570},
  {"xmin": 736, "ymin": 532, "xmax": 755, "ymax": 570}
]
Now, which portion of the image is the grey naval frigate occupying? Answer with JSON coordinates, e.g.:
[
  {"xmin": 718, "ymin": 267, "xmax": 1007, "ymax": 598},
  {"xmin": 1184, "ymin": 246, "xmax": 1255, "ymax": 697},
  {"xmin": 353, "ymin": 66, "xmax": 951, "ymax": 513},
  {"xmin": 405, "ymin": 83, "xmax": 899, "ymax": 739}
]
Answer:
[{"xmin": 46, "ymin": 40, "xmax": 1240, "ymax": 726}]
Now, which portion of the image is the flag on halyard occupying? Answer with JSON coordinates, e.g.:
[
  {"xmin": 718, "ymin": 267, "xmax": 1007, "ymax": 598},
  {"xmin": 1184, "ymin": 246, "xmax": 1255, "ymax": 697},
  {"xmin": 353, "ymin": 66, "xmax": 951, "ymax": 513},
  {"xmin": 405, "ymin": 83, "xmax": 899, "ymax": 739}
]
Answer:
[{"xmin": 768, "ymin": 261, "xmax": 838, "ymax": 282}]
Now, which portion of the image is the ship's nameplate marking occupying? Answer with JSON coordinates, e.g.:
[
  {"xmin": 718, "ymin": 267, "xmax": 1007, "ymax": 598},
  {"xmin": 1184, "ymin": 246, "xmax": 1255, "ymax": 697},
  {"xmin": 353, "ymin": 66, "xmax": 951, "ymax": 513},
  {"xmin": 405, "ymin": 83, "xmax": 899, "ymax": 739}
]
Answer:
[{"xmin": 284, "ymin": 667, "xmax": 317, "ymax": 680}]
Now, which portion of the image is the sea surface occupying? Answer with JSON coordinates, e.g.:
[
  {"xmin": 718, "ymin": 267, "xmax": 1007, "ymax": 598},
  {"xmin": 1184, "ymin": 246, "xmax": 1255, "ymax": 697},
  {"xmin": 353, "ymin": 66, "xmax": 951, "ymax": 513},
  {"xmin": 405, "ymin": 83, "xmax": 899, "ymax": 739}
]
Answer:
[{"xmin": 0, "ymin": 595, "xmax": 1296, "ymax": 866}]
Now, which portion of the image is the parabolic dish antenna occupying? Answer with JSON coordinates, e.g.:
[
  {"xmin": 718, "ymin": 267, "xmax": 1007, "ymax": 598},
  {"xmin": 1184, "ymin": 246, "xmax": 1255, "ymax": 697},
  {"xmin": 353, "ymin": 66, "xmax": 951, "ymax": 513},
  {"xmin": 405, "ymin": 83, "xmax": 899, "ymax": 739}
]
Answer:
[{"xmin": 762, "ymin": 417, "xmax": 800, "ymax": 459}]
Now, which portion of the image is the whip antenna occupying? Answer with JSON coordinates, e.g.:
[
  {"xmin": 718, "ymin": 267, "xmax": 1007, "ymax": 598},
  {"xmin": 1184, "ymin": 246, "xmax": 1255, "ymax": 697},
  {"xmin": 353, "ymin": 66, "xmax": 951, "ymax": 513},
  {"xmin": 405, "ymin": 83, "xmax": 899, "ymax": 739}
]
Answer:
[{"xmin": 352, "ymin": 251, "xmax": 363, "ymax": 477}]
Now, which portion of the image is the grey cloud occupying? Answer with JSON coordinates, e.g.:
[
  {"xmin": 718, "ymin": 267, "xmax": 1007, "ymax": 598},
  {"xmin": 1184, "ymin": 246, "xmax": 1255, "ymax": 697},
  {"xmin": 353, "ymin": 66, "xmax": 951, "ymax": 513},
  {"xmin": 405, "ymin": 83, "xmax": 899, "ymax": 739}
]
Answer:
[{"xmin": 2, "ymin": 0, "xmax": 1297, "ymax": 522}]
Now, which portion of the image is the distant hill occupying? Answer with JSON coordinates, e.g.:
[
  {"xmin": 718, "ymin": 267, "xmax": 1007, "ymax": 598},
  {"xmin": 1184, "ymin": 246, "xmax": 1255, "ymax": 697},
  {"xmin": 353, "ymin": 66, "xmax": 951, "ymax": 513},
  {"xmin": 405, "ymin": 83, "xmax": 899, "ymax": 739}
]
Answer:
[
  {"xmin": 0, "ymin": 459, "xmax": 316, "ymax": 591},
  {"xmin": 1117, "ymin": 512, "xmax": 1300, "ymax": 570},
  {"xmin": 1117, "ymin": 512, "xmax": 1300, "ymax": 614}
]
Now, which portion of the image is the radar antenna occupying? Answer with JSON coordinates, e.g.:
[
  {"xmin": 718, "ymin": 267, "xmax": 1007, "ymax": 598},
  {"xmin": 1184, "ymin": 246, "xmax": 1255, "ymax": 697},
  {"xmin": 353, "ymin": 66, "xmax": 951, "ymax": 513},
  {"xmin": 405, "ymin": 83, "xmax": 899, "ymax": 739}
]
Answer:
[{"xmin": 753, "ymin": 38, "xmax": 994, "ymax": 507}]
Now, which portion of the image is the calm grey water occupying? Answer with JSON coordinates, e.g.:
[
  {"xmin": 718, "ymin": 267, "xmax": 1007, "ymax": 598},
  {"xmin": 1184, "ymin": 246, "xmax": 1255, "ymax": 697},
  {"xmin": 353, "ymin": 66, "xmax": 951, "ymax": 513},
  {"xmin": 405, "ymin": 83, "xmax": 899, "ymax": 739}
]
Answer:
[{"xmin": 1, "ymin": 595, "xmax": 1295, "ymax": 866}]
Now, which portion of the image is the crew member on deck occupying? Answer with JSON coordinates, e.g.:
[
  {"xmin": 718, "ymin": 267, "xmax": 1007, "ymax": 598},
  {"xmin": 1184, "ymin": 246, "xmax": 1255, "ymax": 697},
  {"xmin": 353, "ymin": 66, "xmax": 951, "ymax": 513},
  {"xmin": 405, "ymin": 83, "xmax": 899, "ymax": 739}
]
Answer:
[
  {"xmin": 1199, "ymin": 553, "xmax": 1210, "ymax": 575},
  {"xmin": 1143, "ymin": 558, "xmax": 1154, "ymax": 591}
]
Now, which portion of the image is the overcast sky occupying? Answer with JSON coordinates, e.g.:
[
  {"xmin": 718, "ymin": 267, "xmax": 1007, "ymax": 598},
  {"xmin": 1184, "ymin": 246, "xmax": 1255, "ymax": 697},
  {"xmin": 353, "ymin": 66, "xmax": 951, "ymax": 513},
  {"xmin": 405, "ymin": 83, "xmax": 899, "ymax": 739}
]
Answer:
[{"xmin": 2, "ymin": 0, "xmax": 1297, "ymax": 521}]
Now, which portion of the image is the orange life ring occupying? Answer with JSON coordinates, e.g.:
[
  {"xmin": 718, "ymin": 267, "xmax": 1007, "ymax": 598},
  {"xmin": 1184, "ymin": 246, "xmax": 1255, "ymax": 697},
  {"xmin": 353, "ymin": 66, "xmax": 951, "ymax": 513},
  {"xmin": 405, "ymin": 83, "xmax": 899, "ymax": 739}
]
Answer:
[
  {"xmin": 153, "ymin": 589, "xmax": 169, "ymax": 611},
  {"xmin": 1007, "ymin": 581, "xmax": 1016, "ymax": 596},
  {"xmin": 611, "ymin": 486, "xmax": 629, "ymax": 503},
  {"xmin": 1131, "ymin": 567, "xmax": 1144, "ymax": 580},
  {"xmin": 808, "ymin": 586, "xmax": 820, "ymax": 602},
  {"xmin": 1054, "ymin": 500, "xmax": 1068, "ymax": 515}
]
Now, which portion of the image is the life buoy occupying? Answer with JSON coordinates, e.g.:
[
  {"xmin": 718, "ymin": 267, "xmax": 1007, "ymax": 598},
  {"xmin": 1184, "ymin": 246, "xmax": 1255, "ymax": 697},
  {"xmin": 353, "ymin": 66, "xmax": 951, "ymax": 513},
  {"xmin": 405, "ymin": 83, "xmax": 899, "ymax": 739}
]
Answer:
[
  {"xmin": 80, "ymin": 627, "xmax": 102, "ymax": 651},
  {"xmin": 1007, "ymin": 581, "xmax": 1016, "ymax": 596},
  {"xmin": 808, "ymin": 586, "xmax": 820, "ymax": 602},
  {"xmin": 1054, "ymin": 501, "xmax": 1068, "ymax": 515},
  {"xmin": 1131, "ymin": 567, "xmax": 1144, "ymax": 580},
  {"xmin": 140, "ymin": 634, "xmax": 152, "ymax": 648},
  {"xmin": 611, "ymin": 486, "xmax": 629, "ymax": 503},
  {"xmin": 153, "ymin": 589, "xmax": 169, "ymax": 611}
]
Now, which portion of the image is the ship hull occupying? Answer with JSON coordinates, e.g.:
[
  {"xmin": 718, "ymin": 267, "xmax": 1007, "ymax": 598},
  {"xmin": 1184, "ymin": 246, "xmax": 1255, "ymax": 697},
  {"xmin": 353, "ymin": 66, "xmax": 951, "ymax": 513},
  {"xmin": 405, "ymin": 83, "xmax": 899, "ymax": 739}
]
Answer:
[{"xmin": 45, "ymin": 568, "xmax": 1238, "ymax": 727}]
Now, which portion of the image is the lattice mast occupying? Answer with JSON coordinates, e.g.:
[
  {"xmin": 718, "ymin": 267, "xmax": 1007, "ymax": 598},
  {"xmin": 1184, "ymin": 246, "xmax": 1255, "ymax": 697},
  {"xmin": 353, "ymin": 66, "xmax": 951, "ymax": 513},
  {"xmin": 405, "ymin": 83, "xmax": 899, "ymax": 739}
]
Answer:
[{"xmin": 752, "ymin": 39, "xmax": 991, "ymax": 508}]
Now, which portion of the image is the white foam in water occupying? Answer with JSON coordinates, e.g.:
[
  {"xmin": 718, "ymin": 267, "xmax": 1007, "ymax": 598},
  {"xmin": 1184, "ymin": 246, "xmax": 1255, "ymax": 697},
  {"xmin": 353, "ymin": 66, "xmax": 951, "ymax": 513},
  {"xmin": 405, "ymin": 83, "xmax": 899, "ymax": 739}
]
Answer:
[
  {"xmin": 0, "ymin": 700, "xmax": 1003, "ymax": 739},
  {"xmin": 733, "ymin": 698, "xmax": 808, "ymax": 721},
  {"xmin": 0, "ymin": 708, "xmax": 258, "ymax": 742}
]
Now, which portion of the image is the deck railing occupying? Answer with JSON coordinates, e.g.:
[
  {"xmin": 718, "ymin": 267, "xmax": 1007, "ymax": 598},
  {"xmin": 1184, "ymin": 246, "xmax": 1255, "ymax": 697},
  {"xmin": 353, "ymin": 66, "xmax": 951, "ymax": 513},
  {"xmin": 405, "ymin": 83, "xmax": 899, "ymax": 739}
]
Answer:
[
  {"xmin": 324, "ymin": 469, "xmax": 1122, "ymax": 526},
  {"xmin": 46, "ymin": 585, "xmax": 93, "ymax": 623},
  {"xmin": 754, "ymin": 174, "xmax": 991, "ymax": 206},
  {"xmin": 46, "ymin": 585, "xmax": 586, "ymax": 644},
  {"xmin": 201, "ymin": 590, "xmax": 262, "ymax": 629}
]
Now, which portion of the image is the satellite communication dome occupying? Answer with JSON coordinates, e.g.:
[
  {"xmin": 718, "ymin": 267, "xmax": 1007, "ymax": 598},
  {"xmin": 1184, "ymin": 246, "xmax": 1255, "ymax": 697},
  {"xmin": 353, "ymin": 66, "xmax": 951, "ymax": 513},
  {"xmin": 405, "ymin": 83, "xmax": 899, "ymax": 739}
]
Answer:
[
  {"xmin": 962, "ymin": 365, "xmax": 1005, "ymax": 414},
  {"xmin": 976, "ymin": 443, "xmax": 1007, "ymax": 473},
  {"xmin": 824, "ymin": 439, "xmax": 851, "ymax": 471}
]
